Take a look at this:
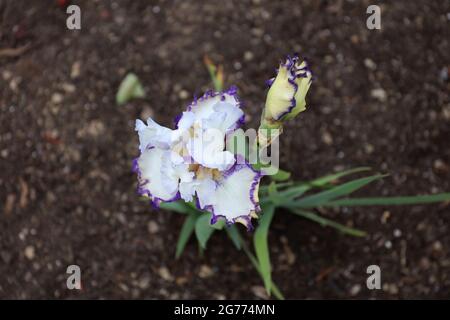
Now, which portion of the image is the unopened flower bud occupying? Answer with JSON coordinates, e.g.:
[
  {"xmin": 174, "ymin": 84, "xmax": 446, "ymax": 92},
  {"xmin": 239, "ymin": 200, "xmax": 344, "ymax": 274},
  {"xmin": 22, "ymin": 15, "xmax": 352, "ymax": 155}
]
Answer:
[{"xmin": 263, "ymin": 54, "xmax": 312, "ymax": 124}]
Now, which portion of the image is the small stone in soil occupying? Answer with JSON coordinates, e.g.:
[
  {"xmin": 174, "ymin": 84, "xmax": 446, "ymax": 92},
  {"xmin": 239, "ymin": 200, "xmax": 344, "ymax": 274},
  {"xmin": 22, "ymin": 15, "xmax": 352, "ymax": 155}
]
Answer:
[
  {"xmin": 24, "ymin": 246, "xmax": 35, "ymax": 260},
  {"xmin": 244, "ymin": 51, "xmax": 254, "ymax": 61},
  {"xmin": 198, "ymin": 265, "xmax": 214, "ymax": 278},
  {"xmin": 51, "ymin": 93, "xmax": 63, "ymax": 104},
  {"xmin": 371, "ymin": 88, "xmax": 387, "ymax": 102},
  {"xmin": 251, "ymin": 286, "xmax": 268, "ymax": 299},
  {"xmin": 158, "ymin": 267, "xmax": 174, "ymax": 281},
  {"xmin": 384, "ymin": 240, "xmax": 393, "ymax": 249},
  {"xmin": 140, "ymin": 107, "xmax": 154, "ymax": 120},
  {"xmin": 61, "ymin": 83, "xmax": 76, "ymax": 93},
  {"xmin": 179, "ymin": 90, "xmax": 189, "ymax": 99},
  {"xmin": 137, "ymin": 276, "xmax": 150, "ymax": 289},
  {"xmin": 321, "ymin": 131, "xmax": 333, "ymax": 145},
  {"xmin": 147, "ymin": 221, "xmax": 159, "ymax": 234},
  {"xmin": 350, "ymin": 284, "xmax": 361, "ymax": 296},
  {"xmin": 364, "ymin": 58, "xmax": 377, "ymax": 70},
  {"xmin": 71, "ymin": 61, "xmax": 81, "ymax": 78}
]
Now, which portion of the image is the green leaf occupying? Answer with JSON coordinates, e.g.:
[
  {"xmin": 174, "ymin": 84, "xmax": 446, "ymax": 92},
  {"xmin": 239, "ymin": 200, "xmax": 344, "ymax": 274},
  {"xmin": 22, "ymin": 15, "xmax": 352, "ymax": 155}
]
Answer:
[
  {"xmin": 259, "ymin": 181, "xmax": 293, "ymax": 194},
  {"xmin": 289, "ymin": 209, "xmax": 366, "ymax": 237},
  {"xmin": 210, "ymin": 219, "xmax": 226, "ymax": 230},
  {"xmin": 204, "ymin": 55, "xmax": 224, "ymax": 91},
  {"xmin": 266, "ymin": 181, "xmax": 286, "ymax": 206},
  {"xmin": 195, "ymin": 214, "xmax": 216, "ymax": 249},
  {"xmin": 276, "ymin": 184, "xmax": 310, "ymax": 200},
  {"xmin": 269, "ymin": 168, "xmax": 291, "ymax": 182},
  {"xmin": 284, "ymin": 174, "xmax": 387, "ymax": 208},
  {"xmin": 175, "ymin": 214, "xmax": 198, "ymax": 258},
  {"xmin": 186, "ymin": 201, "xmax": 205, "ymax": 213},
  {"xmin": 267, "ymin": 278, "xmax": 284, "ymax": 300},
  {"xmin": 308, "ymin": 167, "xmax": 372, "ymax": 188},
  {"xmin": 277, "ymin": 167, "xmax": 372, "ymax": 200},
  {"xmin": 253, "ymin": 204, "xmax": 275, "ymax": 295},
  {"xmin": 226, "ymin": 226, "xmax": 242, "ymax": 250},
  {"xmin": 229, "ymin": 226, "xmax": 284, "ymax": 299},
  {"xmin": 244, "ymin": 246, "xmax": 284, "ymax": 299},
  {"xmin": 325, "ymin": 193, "xmax": 450, "ymax": 207},
  {"xmin": 116, "ymin": 73, "xmax": 145, "ymax": 105},
  {"xmin": 160, "ymin": 201, "xmax": 192, "ymax": 214},
  {"xmin": 268, "ymin": 181, "xmax": 278, "ymax": 195}
]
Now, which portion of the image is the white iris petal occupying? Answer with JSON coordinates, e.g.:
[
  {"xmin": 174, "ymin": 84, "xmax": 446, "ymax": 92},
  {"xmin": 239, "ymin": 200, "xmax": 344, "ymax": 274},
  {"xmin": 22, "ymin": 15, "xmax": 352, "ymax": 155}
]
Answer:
[
  {"xmin": 210, "ymin": 164, "xmax": 260, "ymax": 223},
  {"xmin": 135, "ymin": 118, "xmax": 172, "ymax": 152},
  {"xmin": 191, "ymin": 92, "xmax": 243, "ymax": 133},
  {"xmin": 178, "ymin": 175, "xmax": 217, "ymax": 208},
  {"xmin": 179, "ymin": 180, "xmax": 196, "ymax": 202},
  {"xmin": 172, "ymin": 111, "xmax": 195, "ymax": 142},
  {"xmin": 160, "ymin": 151, "xmax": 193, "ymax": 197},
  {"xmin": 137, "ymin": 147, "xmax": 179, "ymax": 201},
  {"xmin": 212, "ymin": 102, "xmax": 244, "ymax": 132},
  {"xmin": 187, "ymin": 128, "xmax": 235, "ymax": 171},
  {"xmin": 194, "ymin": 177, "xmax": 217, "ymax": 209}
]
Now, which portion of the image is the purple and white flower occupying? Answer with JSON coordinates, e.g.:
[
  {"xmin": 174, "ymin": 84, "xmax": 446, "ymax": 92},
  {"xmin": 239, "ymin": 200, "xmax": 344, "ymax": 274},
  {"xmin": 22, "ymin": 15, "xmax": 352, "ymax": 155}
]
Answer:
[
  {"xmin": 263, "ymin": 54, "xmax": 312, "ymax": 124},
  {"xmin": 133, "ymin": 87, "xmax": 261, "ymax": 229}
]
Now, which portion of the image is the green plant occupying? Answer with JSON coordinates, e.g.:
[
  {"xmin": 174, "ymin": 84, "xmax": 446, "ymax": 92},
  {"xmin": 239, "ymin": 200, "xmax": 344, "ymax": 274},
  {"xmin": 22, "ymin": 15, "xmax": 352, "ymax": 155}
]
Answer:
[{"xmin": 132, "ymin": 55, "xmax": 450, "ymax": 299}]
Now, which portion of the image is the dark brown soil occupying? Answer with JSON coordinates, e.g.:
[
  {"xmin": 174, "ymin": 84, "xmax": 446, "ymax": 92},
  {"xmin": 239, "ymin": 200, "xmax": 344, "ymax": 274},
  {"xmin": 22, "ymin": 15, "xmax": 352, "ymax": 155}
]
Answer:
[{"xmin": 0, "ymin": 0, "xmax": 449, "ymax": 299}]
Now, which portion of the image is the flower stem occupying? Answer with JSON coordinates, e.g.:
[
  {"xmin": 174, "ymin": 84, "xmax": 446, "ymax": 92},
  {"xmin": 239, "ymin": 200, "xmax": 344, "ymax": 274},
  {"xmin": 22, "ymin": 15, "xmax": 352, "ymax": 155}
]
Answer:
[{"xmin": 232, "ymin": 226, "xmax": 285, "ymax": 300}]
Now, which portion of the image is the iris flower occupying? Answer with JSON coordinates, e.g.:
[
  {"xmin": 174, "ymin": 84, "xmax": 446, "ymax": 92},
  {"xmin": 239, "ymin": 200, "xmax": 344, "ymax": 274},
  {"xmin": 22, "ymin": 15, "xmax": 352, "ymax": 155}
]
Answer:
[
  {"xmin": 263, "ymin": 54, "xmax": 312, "ymax": 124},
  {"xmin": 133, "ymin": 87, "xmax": 261, "ymax": 229}
]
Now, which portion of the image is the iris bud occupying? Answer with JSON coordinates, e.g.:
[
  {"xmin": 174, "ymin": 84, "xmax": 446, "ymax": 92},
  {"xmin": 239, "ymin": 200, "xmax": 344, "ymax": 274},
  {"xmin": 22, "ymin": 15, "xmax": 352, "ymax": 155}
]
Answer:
[{"xmin": 262, "ymin": 55, "xmax": 312, "ymax": 126}]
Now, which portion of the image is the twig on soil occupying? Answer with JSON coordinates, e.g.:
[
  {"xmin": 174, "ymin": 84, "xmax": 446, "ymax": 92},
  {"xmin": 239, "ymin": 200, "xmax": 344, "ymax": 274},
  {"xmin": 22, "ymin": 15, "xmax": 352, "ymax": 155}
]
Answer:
[
  {"xmin": 315, "ymin": 266, "xmax": 335, "ymax": 282},
  {"xmin": 19, "ymin": 178, "xmax": 29, "ymax": 209},
  {"xmin": 0, "ymin": 43, "xmax": 31, "ymax": 59},
  {"xmin": 5, "ymin": 194, "xmax": 16, "ymax": 215}
]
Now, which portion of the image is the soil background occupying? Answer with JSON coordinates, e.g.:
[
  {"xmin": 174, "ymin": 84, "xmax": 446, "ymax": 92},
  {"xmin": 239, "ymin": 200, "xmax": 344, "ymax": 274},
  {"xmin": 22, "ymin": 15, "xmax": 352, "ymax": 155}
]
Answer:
[{"xmin": 0, "ymin": 0, "xmax": 449, "ymax": 299}]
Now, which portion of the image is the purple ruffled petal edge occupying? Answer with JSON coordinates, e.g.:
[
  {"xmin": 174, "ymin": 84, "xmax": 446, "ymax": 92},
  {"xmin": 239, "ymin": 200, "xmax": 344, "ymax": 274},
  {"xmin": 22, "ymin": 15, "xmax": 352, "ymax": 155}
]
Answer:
[
  {"xmin": 227, "ymin": 112, "xmax": 246, "ymax": 132},
  {"xmin": 275, "ymin": 78, "xmax": 298, "ymax": 120},
  {"xmin": 267, "ymin": 54, "xmax": 313, "ymax": 120},
  {"xmin": 198, "ymin": 155, "xmax": 262, "ymax": 231},
  {"xmin": 173, "ymin": 113, "xmax": 183, "ymax": 128},
  {"xmin": 186, "ymin": 86, "xmax": 242, "ymax": 111},
  {"xmin": 132, "ymin": 153, "xmax": 180, "ymax": 208},
  {"xmin": 186, "ymin": 86, "xmax": 245, "ymax": 128}
]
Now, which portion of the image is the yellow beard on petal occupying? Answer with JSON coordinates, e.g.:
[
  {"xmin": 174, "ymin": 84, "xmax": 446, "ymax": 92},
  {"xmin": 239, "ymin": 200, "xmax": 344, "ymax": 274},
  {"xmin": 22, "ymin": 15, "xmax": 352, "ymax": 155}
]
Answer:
[
  {"xmin": 235, "ymin": 217, "xmax": 250, "ymax": 228},
  {"xmin": 253, "ymin": 183, "xmax": 260, "ymax": 204}
]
